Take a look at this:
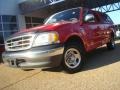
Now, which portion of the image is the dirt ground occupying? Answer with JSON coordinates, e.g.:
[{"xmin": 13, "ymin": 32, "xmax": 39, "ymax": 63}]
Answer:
[{"xmin": 0, "ymin": 41, "xmax": 120, "ymax": 90}]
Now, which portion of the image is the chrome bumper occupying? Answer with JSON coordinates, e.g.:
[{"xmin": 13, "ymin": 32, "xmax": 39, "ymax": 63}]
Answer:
[{"xmin": 2, "ymin": 45, "xmax": 64, "ymax": 69}]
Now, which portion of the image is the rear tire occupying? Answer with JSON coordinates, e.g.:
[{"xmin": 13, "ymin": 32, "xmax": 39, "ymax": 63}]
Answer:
[
  {"xmin": 107, "ymin": 36, "xmax": 115, "ymax": 50},
  {"xmin": 63, "ymin": 43, "xmax": 86, "ymax": 73}
]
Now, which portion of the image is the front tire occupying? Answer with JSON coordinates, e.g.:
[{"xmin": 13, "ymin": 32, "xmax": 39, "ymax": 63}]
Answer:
[{"xmin": 63, "ymin": 43, "xmax": 85, "ymax": 73}]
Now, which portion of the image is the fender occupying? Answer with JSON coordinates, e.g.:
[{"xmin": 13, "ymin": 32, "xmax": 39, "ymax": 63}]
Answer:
[{"xmin": 63, "ymin": 32, "xmax": 88, "ymax": 52}]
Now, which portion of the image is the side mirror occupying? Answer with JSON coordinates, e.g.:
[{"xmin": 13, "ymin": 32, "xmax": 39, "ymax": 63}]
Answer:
[{"xmin": 84, "ymin": 14, "xmax": 95, "ymax": 22}]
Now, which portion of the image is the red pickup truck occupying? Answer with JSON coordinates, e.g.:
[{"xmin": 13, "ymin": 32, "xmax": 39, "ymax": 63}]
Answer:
[{"xmin": 2, "ymin": 7, "xmax": 115, "ymax": 73}]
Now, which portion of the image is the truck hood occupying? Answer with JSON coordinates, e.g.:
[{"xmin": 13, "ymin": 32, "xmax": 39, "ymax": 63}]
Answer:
[{"xmin": 16, "ymin": 21, "xmax": 77, "ymax": 35}]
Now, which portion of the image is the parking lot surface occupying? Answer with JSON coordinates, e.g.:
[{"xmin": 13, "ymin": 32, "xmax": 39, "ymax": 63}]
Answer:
[{"xmin": 0, "ymin": 41, "xmax": 120, "ymax": 90}]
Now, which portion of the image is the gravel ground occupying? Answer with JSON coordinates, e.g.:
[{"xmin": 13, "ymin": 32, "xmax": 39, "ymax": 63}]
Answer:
[{"xmin": 0, "ymin": 41, "xmax": 120, "ymax": 90}]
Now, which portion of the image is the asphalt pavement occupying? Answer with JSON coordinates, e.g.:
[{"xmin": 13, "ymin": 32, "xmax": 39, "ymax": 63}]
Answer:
[{"xmin": 0, "ymin": 41, "xmax": 120, "ymax": 90}]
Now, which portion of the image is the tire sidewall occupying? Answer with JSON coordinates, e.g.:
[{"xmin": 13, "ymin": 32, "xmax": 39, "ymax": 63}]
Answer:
[
  {"xmin": 107, "ymin": 36, "xmax": 115, "ymax": 50},
  {"xmin": 63, "ymin": 44, "xmax": 85, "ymax": 73}
]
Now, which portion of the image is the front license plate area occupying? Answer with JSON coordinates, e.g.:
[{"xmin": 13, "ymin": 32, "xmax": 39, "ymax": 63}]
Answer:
[{"xmin": 8, "ymin": 59, "xmax": 17, "ymax": 67}]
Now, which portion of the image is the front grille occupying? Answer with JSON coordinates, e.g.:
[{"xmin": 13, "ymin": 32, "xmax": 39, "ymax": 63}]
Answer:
[{"xmin": 5, "ymin": 34, "xmax": 35, "ymax": 51}]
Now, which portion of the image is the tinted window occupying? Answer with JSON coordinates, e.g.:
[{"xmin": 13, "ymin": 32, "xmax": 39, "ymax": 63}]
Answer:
[
  {"xmin": 94, "ymin": 12, "xmax": 101, "ymax": 22},
  {"xmin": 3, "ymin": 24, "xmax": 18, "ymax": 30},
  {"xmin": 0, "ymin": 15, "xmax": 18, "ymax": 45},
  {"xmin": 26, "ymin": 24, "xmax": 32, "ymax": 28},
  {"xmin": 25, "ymin": 16, "xmax": 44, "ymax": 28},
  {"xmin": 2, "ymin": 15, "xmax": 16, "ymax": 22},
  {"xmin": 45, "ymin": 8, "xmax": 80, "ymax": 24},
  {"xmin": 101, "ymin": 14, "xmax": 113, "ymax": 23},
  {"xmin": 0, "ymin": 24, "xmax": 2, "ymax": 31},
  {"xmin": 0, "ymin": 16, "xmax": 1, "ymax": 23},
  {"xmin": 0, "ymin": 32, "xmax": 4, "ymax": 44},
  {"xmin": 25, "ymin": 17, "xmax": 31, "ymax": 23},
  {"xmin": 107, "ymin": 15, "xmax": 113, "ymax": 23}
]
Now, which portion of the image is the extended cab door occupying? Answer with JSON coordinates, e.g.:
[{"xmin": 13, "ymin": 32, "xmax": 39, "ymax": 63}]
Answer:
[
  {"xmin": 82, "ymin": 9, "xmax": 103, "ymax": 51},
  {"xmin": 99, "ymin": 13, "xmax": 114, "ymax": 44}
]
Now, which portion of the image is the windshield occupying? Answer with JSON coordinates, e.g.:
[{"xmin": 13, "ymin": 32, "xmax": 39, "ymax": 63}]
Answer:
[{"xmin": 44, "ymin": 8, "xmax": 80, "ymax": 25}]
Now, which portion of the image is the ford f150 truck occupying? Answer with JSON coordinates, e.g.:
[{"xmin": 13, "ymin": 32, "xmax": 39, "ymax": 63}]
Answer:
[{"xmin": 2, "ymin": 7, "xmax": 115, "ymax": 73}]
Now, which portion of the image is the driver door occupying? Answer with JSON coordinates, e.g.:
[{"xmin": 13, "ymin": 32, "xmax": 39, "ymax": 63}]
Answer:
[{"xmin": 83, "ymin": 10, "xmax": 102, "ymax": 50}]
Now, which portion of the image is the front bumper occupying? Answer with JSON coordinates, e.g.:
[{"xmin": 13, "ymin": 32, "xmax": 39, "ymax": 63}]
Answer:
[{"xmin": 2, "ymin": 44, "xmax": 64, "ymax": 69}]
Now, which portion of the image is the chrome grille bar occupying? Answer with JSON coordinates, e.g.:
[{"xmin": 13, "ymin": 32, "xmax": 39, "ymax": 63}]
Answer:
[{"xmin": 5, "ymin": 34, "xmax": 35, "ymax": 51}]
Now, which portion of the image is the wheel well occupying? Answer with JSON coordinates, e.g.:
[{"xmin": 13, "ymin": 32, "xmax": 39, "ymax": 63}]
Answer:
[{"xmin": 65, "ymin": 36, "xmax": 85, "ymax": 48}]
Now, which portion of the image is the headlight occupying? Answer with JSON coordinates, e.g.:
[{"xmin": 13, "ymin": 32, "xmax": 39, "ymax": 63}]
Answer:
[{"xmin": 32, "ymin": 32, "xmax": 60, "ymax": 47}]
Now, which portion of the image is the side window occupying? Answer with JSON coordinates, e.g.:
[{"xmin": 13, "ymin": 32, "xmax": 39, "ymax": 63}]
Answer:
[
  {"xmin": 107, "ymin": 15, "xmax": 113, "ymax": 23},
  {"xmin": 94, "ymin": 12, "xmax": 101, "ymax": 23},
  {"xmin": 83, "ymin": 10, "xmax": 96, "ymax": 23},
  {"xmin": 101, "ymin": 14, "xmax": 113, "ymax": 23},
  {"xmin": 67, "ymin": 8, "xmax": 80, "ymax": 20}
]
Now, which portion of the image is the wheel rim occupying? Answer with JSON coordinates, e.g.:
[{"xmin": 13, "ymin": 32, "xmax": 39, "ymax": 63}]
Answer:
[{"xmin": 64, "ymin": 48, "xmax": 81, "ymax": 69}]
